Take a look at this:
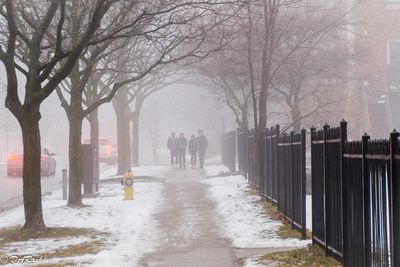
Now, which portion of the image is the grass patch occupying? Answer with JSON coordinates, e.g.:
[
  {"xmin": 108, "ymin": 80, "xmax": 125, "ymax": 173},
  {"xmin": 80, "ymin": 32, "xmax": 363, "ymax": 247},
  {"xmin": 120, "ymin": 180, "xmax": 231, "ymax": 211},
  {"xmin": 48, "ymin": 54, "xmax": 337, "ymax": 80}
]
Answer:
[
  {"xmin": 259, "ymin": 245, "xmax": 341, "ymax": 266},
  {"xmin": 0, "ymin": 227, "xmax": 97, "ymax": 244},
  {"xmin": 252, "ymin": 190, "xmax": 339, "ymax": 266},
  {"xmin": 257, "ymin": 196, "xmax": 312, "ymax": 240},
  {"xmin": 0, "ymin": 227, "xmax": 109, "ymax": 265}
]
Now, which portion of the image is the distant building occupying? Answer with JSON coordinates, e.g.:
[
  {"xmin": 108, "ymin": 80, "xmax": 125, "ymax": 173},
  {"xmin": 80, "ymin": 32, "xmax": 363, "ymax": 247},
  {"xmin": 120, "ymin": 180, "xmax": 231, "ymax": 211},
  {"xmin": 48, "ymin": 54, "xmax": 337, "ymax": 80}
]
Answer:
[{"xmin": 352, "ymin": 0, "xmax": 400, "ymax": 137}]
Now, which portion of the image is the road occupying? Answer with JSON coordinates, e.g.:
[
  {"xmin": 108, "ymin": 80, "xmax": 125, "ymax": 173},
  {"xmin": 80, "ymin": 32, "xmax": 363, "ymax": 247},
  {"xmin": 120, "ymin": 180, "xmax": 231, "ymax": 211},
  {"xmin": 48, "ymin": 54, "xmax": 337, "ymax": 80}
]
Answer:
[
  {"xmin": 0, "ymin": 160, "xmax": 117, "ymax": 212},
  {"xmin": 0, "ymin": 163, "xmax": 63, "ymax": 210}
]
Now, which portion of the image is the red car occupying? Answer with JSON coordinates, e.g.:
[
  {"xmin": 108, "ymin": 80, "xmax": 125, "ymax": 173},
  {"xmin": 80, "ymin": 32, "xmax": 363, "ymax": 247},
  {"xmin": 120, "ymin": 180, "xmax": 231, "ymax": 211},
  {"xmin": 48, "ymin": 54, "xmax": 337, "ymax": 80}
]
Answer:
[{"xmin": 7, "ymin": 148, "xmax": 56, "ymax": 177}]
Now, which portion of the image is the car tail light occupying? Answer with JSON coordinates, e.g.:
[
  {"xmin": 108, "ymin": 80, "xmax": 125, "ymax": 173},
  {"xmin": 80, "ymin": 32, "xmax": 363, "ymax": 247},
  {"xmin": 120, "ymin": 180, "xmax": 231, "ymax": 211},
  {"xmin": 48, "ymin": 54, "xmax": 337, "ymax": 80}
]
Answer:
[
  {"xmin": 41, "ymin": 156, "xmax": 45, "ymax": 161},
  {"xmin": 8, "ymin": 155, "xmax": 17, "ymax": 161},
  {"xmin": 108, "ymin": 145, "xmax": 112, "ymax": 152}
]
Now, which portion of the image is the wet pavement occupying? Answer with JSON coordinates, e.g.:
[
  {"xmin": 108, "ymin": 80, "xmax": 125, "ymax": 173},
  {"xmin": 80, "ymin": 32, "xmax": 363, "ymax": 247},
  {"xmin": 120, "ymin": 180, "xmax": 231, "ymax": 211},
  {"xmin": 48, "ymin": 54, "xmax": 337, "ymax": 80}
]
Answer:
[{"xmin": 140, "ymin": 168, "xmax": 241, "ymax": 267}]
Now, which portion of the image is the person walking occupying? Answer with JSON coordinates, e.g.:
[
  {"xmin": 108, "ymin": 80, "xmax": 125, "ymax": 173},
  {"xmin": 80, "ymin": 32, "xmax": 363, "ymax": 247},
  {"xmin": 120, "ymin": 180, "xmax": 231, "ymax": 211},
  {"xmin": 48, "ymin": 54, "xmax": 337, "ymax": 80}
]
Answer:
[
  {"xmin": 177, "ymin": 133, "xmax": 188, "ymax": 169},
  {"xmin": 196, "ymin": 130, "xmax": 208, "ymax": 169},
  {"xmin": 188, "ymin": 134, "xmax": 198, "ymax": 167},
  {"xmin": 167, "ymin": 132, "xmax": 178, "ymax": 166}
]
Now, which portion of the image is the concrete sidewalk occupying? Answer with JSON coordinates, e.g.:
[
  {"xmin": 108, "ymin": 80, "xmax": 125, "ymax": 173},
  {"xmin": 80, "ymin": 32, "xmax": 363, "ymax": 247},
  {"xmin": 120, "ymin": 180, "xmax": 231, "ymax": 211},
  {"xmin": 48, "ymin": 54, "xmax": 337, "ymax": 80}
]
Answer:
[
  {"xmin": 139, "ymin": 167, "xmax": 294, "ymax": 267},
  {"xmin": 140, "ymin": 168, "xmax": 241, "ymax": 267}
]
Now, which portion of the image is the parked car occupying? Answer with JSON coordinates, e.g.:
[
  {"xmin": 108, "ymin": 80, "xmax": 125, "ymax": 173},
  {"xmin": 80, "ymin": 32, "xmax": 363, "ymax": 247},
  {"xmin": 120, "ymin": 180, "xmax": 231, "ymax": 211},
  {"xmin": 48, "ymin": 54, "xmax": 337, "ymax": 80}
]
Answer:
[
  {"xmin": 83, "ymin": 138, "xmax": 117, "ymax": 165},
  {"xmin": 7, "ymin": 148, "xmax": 56, "ymax": 177}
]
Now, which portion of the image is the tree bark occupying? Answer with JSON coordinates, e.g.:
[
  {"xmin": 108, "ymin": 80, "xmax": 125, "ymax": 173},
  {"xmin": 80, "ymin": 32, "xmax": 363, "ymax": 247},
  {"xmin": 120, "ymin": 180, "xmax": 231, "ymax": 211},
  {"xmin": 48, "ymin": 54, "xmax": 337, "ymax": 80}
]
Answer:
[
  {"xmin": 20, "ymin": 111, "xmax": 46, "ymax": 230},
  {"xmin": 131, "ymin": 110, "xmax": 140, "ymax": 167},
  {"xmin": 88, "ymin": 109, "xmax": 99, "ymax": 178},
  {"xmin": 113, "ymin": 90, "xmax": 131, "ymax": 174},
  {"xmin": 116, "ymin": 108, "xmax": 131, "ymax": 174},
  {"xmin": 67, "ymin": 112, "xmax": 83, "ymax": 206},
  {"xmin": 67, "ymin": 60, "xmax": 84, "ymax": 206},
  {"xmin": 291, "ymin": 105, "xmax": 302, "ymax": 133},
  {"xmin": 131, "ymin": 94, "xmax": 145, "ymax": 167}
]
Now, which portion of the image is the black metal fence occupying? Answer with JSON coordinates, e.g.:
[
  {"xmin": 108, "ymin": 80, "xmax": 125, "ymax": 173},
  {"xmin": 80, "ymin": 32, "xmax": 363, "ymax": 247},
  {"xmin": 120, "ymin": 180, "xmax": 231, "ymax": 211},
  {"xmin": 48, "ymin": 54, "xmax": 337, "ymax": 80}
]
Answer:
[
  {"xmin": 221, "ymin": 130, "xmax": 236, "ymax": 172},
  {"xmin": 311, "ymin": 121, "xmax": 347, "ymax": 261},
  {"xmin": 225, "ymin": 125, "xmax": 307, "ymax": 240},
  {"xmin": 341, "ymin": 132, "xmax": 400, "ymax": 267},
  {"xmin": 221, "ymin": 120, "xmax": 400, "ymax": 267}
]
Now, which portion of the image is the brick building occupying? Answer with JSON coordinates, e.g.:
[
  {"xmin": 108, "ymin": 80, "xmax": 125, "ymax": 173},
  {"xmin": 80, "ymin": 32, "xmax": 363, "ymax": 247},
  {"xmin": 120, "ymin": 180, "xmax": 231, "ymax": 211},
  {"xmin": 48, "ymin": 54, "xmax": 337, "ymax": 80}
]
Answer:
[{"xmin": 352, "ymin": 0, "xmax": 400, "ymax": 137}]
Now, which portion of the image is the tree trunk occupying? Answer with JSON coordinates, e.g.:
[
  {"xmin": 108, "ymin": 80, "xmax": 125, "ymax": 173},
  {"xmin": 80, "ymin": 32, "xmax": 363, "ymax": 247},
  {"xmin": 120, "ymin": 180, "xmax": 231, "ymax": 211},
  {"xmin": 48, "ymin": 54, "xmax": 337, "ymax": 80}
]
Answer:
[
  {"xmin": 291, "ymin": 106, "xmax": 302, "ymax": 133},
  {"xmin": 20, "ymin": 112, "xmax": 46, "ymax": 230},
  {"xmin": 88, "ymin": 109, "xmax": 100, "ymax": 178},
  {"xmin": 152, "ymin": 144, "xmax": 158, "ymax": 162},
  {"xmin": 112, "ymin": 90, "xmax": 131, "ymax": 174},
  {"xmin": 67, "ymin": 113, "xmax": 83, "ymax": 206},
  {"xmin": 131, "ymin": 94, "xmax": 145, "ymax": 167},
  {"xmin": 116, "ymin": 106, "xmax": 131, "ymax": 174},
  {"xmin": 131, "ymin": 110, "xmax": 140, "ymax": 167},
  {"xmin": 241, "ymin": 104, "xmax": 249, "ymax": 129}
]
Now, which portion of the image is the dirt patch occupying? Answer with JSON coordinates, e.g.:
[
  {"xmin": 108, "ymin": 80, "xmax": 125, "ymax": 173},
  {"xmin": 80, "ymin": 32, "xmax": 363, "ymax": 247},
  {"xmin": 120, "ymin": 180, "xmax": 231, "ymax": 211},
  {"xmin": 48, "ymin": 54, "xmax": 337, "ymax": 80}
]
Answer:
[{"xmin": 258, "ymin": 245, "xmax": 341, "ymax": 266}]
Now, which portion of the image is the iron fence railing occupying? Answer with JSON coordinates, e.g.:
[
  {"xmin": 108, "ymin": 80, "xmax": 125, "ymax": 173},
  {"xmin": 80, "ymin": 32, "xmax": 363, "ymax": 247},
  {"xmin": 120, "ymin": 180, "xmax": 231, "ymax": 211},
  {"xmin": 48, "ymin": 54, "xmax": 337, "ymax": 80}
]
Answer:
[
  {"xmin": 221, "ymin": 130, "xmax": 236, "ymax": 172},
  {"xmin": 222, "ymin": 120, "xmax": 400, "ymax": 267}
]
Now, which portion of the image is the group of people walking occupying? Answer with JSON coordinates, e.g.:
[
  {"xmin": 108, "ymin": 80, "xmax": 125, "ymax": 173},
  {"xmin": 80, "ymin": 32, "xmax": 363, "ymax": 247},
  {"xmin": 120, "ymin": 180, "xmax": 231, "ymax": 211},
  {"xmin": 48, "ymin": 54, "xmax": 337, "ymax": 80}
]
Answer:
[{"xmin": 167, "ymin": 130, "xmax": 208, "ymax": 169}]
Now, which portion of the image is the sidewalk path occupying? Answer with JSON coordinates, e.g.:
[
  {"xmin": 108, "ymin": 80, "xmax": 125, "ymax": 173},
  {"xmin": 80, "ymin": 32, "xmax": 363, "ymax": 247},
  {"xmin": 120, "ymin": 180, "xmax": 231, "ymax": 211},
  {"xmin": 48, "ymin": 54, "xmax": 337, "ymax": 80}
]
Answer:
[{"xmin": 140, "ymin": 168, "xmax": 241, "ymax": 267}]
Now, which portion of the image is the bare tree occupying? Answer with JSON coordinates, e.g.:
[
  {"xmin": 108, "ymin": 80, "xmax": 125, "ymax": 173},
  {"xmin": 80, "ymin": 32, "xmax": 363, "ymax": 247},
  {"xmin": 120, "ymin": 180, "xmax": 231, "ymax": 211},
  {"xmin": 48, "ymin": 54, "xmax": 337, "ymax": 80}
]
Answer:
[
  {"xmin": 271, "ymin": 26, "xmax": 352, "ymax": 132},
  {"xmin": 57, "ymin": 0, "xmax": 240, "ymax": 205},
  {"xmin": 0, "ymin": 0, "xmax": 114, "ymax": 229}
]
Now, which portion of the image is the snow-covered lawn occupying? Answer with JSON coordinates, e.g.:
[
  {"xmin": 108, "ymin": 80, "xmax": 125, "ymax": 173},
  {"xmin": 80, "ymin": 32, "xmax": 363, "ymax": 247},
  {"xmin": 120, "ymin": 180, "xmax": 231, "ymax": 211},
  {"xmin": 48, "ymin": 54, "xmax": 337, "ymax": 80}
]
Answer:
[
  {"xmin": 0, "ymin": 182, "xmax": 163, "ymax": 266},
  {"xmin": 203, "ymin": 174, "xmax": 311, "ymax": 249}
]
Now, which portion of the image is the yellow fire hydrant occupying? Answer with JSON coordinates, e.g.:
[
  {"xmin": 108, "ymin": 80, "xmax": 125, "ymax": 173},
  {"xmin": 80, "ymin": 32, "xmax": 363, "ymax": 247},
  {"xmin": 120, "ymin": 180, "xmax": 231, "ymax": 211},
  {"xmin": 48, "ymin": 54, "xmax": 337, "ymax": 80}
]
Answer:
[{"xmin": 122, "ymin": 170, "xmax": 134, "ymax": 200}]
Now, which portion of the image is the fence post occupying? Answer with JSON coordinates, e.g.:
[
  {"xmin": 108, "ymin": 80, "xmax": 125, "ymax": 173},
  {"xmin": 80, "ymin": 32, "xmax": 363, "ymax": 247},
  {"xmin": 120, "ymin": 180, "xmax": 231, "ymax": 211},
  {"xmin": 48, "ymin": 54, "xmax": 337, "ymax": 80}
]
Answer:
[
  {"xmin": 275, "ymin": 124, "xmax": 280, "ymax": 204},
  {"xmin": 323, "ymin": 123, "xmax": 329, "ymax": 256},
  {"xmin": 245, "ymin": 127, "xmax": 249, "ymax": 179},
  {"xmin": 390, "ymin": 130, "xmax": 399, "ymax": 267},
  {"xmin": 362, "ymin": 133, "xmax": 371, "ymax": 267},
  {"xmin": 340, "ymin": 120, "xmax": 347, "ymax": 261},
  {"xmin": 301, "ymin": 128, "xmax": 307, "ymax": 240},
  {"xmin": 310, "ymin": 126, "xmax": 316, "ymax": 245},
  {"xmin": 290, "ymin": 131, "xmax": 295, "ymax": 230}
]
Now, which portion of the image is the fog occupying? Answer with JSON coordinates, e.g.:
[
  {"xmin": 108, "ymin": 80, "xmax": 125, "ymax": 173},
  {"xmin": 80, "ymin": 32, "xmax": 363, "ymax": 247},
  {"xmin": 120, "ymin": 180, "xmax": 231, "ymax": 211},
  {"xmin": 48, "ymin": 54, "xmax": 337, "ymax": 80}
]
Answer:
[
  {"xmin": 0, "ymin": 1, "xmax": 400, "ymax": 265},
  {"xmin": 0, "ymin": 70, "xmax": 235, "ymax": 165}
]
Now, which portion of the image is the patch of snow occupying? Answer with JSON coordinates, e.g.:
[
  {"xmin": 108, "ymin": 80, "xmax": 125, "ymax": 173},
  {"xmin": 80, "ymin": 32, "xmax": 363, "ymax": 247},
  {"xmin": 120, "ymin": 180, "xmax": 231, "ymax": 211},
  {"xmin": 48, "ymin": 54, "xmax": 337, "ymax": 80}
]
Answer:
[
  {"xmin": 203, "ymin": 174, "xmax": 310, "ymax": 249},
  {"xmin": 0, "ymin": 237, "xmax": 92, "ymax": 256},
  {"xmin": 0, "ymin": 182, "xmax": 163, "ymax": 266},
  {"xmin": 243, "ymin": 256, "xmax": 272, "ymax": 267},
  {"xmin": 204, "ymin": 164, "xmax": 230, "ymax": 177}
]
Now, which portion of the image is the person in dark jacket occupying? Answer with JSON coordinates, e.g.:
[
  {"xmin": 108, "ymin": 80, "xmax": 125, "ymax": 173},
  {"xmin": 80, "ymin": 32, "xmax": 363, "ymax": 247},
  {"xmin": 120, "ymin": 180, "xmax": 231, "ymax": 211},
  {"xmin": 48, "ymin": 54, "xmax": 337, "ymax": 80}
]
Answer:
[
  {"xmin": 188, "ymin": 134, "xmax": 198, "ymax": 167},
  {"xmin": 177, "ymin": 133, "xmax": 188, "ymax": 169},
  {"xmin": 167, "ymin": 132, "xmax": 178, "ymax": 166},
  {"xmin": 196, "ymin": 130, "xmax": 208, "ymax": 168}
]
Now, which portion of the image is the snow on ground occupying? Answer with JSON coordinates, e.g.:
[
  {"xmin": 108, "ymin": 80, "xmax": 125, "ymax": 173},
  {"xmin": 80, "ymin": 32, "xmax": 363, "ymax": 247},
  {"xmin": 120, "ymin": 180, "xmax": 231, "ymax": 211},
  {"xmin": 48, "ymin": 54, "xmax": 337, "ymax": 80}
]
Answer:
[
  {"xmin": 0, "ymin": 181, "xmax": 163, "ymax": 266},
  {"xmin": 203, "ymin": 174, "xmax": 310, "ymax": 249},
  {"xmin": 243, "ymin": 257, "xmax": 270, "ymax": 267},
  {"xmin": 203, "ymin": 164, "xmax": 230, "ymax": 177},
  {"xmin": 100, "ymin": 165, "xmax": 169, "ymax": 180}
]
